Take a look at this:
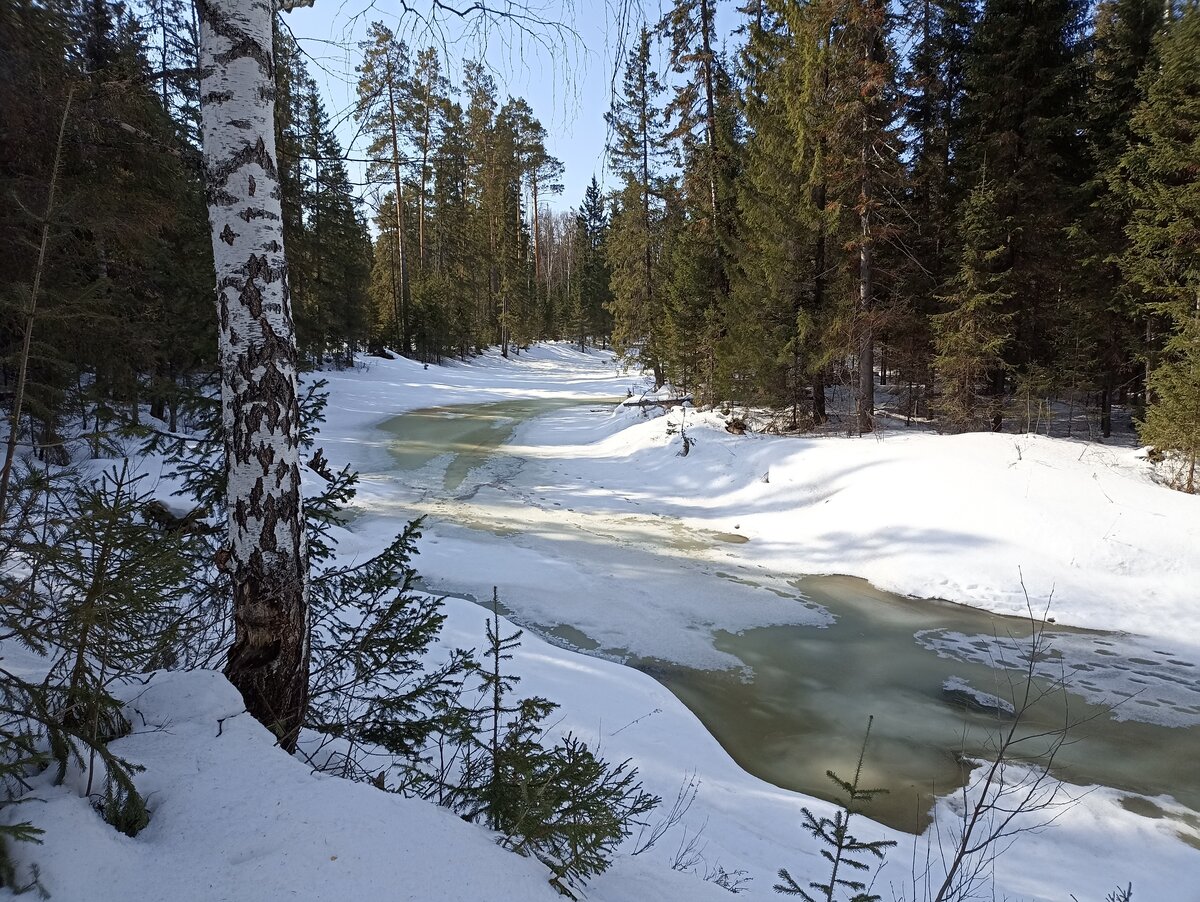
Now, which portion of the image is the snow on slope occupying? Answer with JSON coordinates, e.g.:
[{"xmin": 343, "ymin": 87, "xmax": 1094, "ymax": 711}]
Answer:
[
  {"xmin": 7, "ymin": 344, "xmax": 1198, "ymax": 901},
  {"xmin": 6, "ymin": 661, "xmax": 733, "ymax": 902},
  {"xmin": 311, "ymin": 344, "xmax": 1200, "ymax": 645},
  {"xmin": 7, "ymin": 597, "xmax": 1197, "ymax": 902},
  {"xmin": 512, "ymin": 402, "xmax": 1200, "ymax": 645}
]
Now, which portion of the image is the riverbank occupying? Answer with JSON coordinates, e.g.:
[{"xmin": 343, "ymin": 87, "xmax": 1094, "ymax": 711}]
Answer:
[
  {"xmin": 321, "ymin": 343, "xmax": 1200, "ymax": 648},
  {"xmin": 8, "ymin": 344, "xmax": 1197, "ymax": 901}
]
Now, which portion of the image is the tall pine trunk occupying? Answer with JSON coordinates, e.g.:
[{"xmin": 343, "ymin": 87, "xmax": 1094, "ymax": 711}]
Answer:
[
  {"xmin": 197, "ymin": 0, "xmax": 309, "ymax": 751},
  {"xmin": 385, "ymin": 61, "xmax": 410, "ymax": 356}
]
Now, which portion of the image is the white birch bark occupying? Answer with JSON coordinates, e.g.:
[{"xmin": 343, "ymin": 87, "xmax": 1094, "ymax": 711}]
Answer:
[{"xmin": 198, "ymin": 0, "xmax": 309, "ymax": 749}]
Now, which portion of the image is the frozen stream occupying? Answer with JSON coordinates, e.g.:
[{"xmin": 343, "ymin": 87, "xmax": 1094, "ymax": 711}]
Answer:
[{"xmin": 352, "ymin": 398, "xmax": 1200, "ymax": 838}]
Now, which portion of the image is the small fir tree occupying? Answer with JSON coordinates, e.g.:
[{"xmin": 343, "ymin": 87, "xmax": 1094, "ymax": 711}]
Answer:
[
  {"xmin": 450, "ymin": 591, "xmax": 660, "ymax": 899},
  {"xmin": 774, "ymin": 717, "xmax": 895, "ymax": 902}
]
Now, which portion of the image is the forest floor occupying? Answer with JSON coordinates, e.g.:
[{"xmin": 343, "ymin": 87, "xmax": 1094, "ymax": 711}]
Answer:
[{"xmin": 7, "ymin": 344, "xmax": 1200, "ymax": 902}]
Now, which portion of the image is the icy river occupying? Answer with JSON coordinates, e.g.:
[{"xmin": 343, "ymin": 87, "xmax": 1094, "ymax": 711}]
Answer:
[{"xmin": 346, "ymin": 397, "xmax": 1200, "ymax": 838}]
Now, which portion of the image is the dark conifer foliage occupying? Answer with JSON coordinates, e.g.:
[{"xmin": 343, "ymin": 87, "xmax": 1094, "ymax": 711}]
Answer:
[
  {"xmin": 1, "ymin": 0, "xmax": 1198, "ymax": 500},
  {"xmin": 605, "ymin": 27, "xmax": 675, "ymax": 388},
  {"xmin": 591, "ymin": 0, "xmax": 1196, "ymax": 485},
  {"xmin": 954, "ymin": 0, "xmax": 1090, "ymax": 383},
  {"xmin": 0, "ymin": 0, "xmax": 212, "ymax": 453},
  {"xmin": 573, "ymin": 177, "xmax": 614, "ymax": 350},
  {"xmin": 1113, "ymin": 0, "xmax": 1200, "ymax": 491}
]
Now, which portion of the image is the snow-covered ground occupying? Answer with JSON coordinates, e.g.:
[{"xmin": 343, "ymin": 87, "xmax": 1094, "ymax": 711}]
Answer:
[
  {"xmin": 6, "ymin": 344, "xmax": 1199, "ymax": 901},
  {"xmin": 318, "ymin": 344, "xmax": 1200, "ymax": 647}
]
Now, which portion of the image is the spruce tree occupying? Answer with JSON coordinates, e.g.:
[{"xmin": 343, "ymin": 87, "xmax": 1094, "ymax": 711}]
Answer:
[
  {"xmin": 932, "ymin": 178, "xmax": 1014, "ymax": 431},
  {"xmin": 733, "ymin": 0, "xmax": 832, "ymax": 422},
  {"xmin": 573, "ymin": 177, "xmax": 613, "ymax": 350},
  {"xmin": 1116, "ymin": 1, "xmax": 1200, "ymax": 491},
  {"xmin": 895, "ymin": 0, "xmax": 973, "ymax": 408},
  {"xmin": 299, "ymin": 77, "xmax": 373, "ymax": 365},
  {"xmin": 956, "ymin": 0, "xmax": 1089, "ymax": 388},
  {"xmin": 1075, "ymin": 0, "xmax": 1164, "ymax": 434},
  {"xmin": 605, "ymin": 27, "xmax": 675, "ymax": 388},
  {"xmin": 659, "ymin": 0, "xmax": 741, "ymax": 402}
]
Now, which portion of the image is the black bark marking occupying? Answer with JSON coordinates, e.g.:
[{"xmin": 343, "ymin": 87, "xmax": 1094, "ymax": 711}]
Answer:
[
  {"xmin": 196, "ymin": 0, "xmax": 274, "ymax": 80},
  {"xmin": 207, "ymin": 186, "xmax": 240, "ymax": 207},
  {"xmin": 238, "ymin": 207, "xmax": 279, "ymax": 223},
  {"xmin": 219, "ymin": 223, "xmax": 236, "ymax": 245},
  {"xmin": 205, "ymin": 136, "xmax": 279, "ymax": 194},
  {"xmin": 248, "ymin": 174, "xmax": 256, "ymax": 196},
  {"xmin": 255, "ymin": 443, "xmax": 275, "ymax": 476}
]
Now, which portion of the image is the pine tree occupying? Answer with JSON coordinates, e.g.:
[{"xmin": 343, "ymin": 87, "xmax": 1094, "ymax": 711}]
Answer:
[
  {"xmin": 358, "ymin": 23, "xmax": 414, "ymax": 354},
  {"xmin": 463, "ymin": 62, "xmax": 504, "ymax": 352},
  {"xmin": 404, "ymin": 47, "xmax": 450, "ymax": 269},
  {"xmin": 1116, "ymin": 1, "xmax": 1200, "ymax": 491}
]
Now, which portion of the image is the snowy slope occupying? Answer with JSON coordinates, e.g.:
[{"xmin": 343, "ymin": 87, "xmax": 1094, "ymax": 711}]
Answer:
[
  {"xmin": 312, "ymin": 344, "xmax": 1200, "ymax": 648},
  {"xmin": 513, "ymin": 403, "xmax": 1200, "ymax": 644},
  {"xmin": 6, "ymin": 344, "xmax": 1198, "ymax": 901},
  {"xmin": 7, "ymin": 598, "xmax": 1197, "ymax": 902}
]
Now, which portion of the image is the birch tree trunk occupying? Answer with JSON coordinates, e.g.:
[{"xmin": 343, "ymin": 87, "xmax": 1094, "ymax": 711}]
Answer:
[{"xmin": 197, "ymin": 0, "xmax": 309, "ymax": 751}]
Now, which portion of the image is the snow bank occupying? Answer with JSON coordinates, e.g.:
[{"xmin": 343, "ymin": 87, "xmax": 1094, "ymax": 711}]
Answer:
[
  {"xmin": 512, "ymin": 401, "xmax": 1200, "ymax": 649},
  {"xmin": 9, "ymin": 345, "xmax": 1195, "ymax": 901},
  {"xmin": 6, "ymin": 598, "xmax": 1196, "ymax": 901}
]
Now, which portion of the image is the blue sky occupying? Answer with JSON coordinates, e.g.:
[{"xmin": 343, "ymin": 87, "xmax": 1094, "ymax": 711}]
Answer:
[
  {"xmin": 283, "ymin": 2, "xmax": 742, "ymax": 214},
  {"xmin": 283, "ymin": 2, "xmax": 656, "ymax": 212}
]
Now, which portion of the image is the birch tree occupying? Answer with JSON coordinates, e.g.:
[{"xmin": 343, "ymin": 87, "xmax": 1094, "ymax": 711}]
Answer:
[{"xmin": 197, "ymin": 0, "xmax": 312, "ymax": 751}]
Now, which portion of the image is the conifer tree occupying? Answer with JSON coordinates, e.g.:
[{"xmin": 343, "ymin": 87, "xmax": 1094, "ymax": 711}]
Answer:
[
  {"xmin": 298, "ymin": 78, "xmax": 373, "ymax": 365},
  {"xmin": 774, "ymin": 718, "xmax": 895, "ymax": 901},
  {"xmin": 659, "ymin": 0, "xmax": 741, "ymax": 401},
  {"xmin": 733, "ymin": 0, "xmax": 833, "ymax": 422},
  {"xmin": 605, "ymin": 27, "xmax": 675, "ymax": 388},
  {"xmin": 1076, "ymin": 0, "xmax": 1164, "ymax": 435},
  {"xmin": 662, "ymin": 36, "xmax": 741, "ymax": 401},
  {"xmin": 932, "ymin": 178, "xmax": 1014, "ymax": 431},
  {"xmin": 894, "ymin": 0, "xmax": 973, "ymax": 403},
  {"xmin": 405, "ymin": 47, "xmax": 450, "ymax": 268},
  {"xmin": 1116, "ymin": 1, "xmax": 1200, "ymax": 491},
  {"xmin": 956, "ymin": 0, "xmax": 1089, "ymax": 387},
  {"xmin": 358, "ymin": 23, "xmax": 414, "ymax": 354},
  {"xmin": 463, "ymin": 62, "xmax": 505, "ymax": 351},
  {"xmin": 573, "ymin": 177, "xmax": 613, "ymax": 350}
]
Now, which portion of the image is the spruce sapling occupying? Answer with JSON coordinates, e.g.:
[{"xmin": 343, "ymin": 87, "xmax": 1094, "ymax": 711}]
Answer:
[{"xmin": 775, "ymin": 717, "xmax": 895, "ymax": 902}]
